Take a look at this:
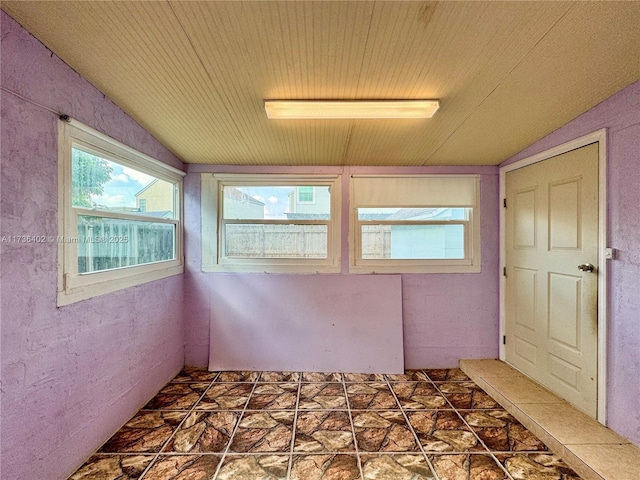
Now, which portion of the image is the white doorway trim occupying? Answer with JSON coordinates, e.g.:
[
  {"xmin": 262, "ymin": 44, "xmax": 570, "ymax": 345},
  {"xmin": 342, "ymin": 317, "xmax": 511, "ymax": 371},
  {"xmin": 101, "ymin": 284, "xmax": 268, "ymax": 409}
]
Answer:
[{"xmin": 499, "ymin": 129, "xmax": 608, "ymax": 424}]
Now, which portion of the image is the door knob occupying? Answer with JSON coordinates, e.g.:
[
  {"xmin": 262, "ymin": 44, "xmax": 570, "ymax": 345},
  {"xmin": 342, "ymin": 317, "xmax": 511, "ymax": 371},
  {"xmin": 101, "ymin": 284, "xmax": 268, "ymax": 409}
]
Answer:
[{"xmin": 578, "ymin": 263, "xmax": 595, "ymax": 273}]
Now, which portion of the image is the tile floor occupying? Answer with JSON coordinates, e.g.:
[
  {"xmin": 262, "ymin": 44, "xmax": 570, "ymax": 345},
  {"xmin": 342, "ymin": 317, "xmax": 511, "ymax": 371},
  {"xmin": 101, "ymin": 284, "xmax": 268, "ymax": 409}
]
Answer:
[{"xmin": 69, "ymin": 368, "xmax": 583, "ymax": 480}]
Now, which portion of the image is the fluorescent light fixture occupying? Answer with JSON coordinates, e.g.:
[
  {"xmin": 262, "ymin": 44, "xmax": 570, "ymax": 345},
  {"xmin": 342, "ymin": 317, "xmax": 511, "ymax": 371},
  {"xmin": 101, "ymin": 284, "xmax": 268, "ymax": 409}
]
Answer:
[{"xmin": 264, "ymin": 100, "xmax": 439, "ymax": 119}]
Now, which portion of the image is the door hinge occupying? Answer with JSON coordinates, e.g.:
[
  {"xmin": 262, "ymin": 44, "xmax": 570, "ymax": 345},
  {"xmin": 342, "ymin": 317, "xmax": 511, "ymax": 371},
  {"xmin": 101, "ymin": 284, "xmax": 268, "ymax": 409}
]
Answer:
[
  {"xmin": 503, "ymin": 335, "xmax": 506, "ymax": 345},
  {"xmin": 503, "ymin": 198, "xmax": 507, "ymax": 208},
  {"xmin": 503, "ymin": 266, "xmax": 507, "ymax": 277}
]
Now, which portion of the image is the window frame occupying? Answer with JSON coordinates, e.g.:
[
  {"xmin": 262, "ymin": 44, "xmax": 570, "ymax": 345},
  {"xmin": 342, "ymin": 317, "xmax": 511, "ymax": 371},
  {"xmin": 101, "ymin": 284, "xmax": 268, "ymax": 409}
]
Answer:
[
  {"xmin": 349, "ymin": 175, "xmax": 481, "ymax": 273},
  {"xmin": 201, "ymin": 173, "xmax": 341, "ymax": 273},
  {"xmin": 57, "ymin": 119, "xmax": 185, "ymax": 306}
]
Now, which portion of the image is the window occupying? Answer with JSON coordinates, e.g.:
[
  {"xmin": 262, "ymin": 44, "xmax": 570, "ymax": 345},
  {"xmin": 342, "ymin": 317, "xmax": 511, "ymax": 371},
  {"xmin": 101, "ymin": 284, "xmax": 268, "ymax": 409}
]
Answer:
[
  {"xmin": 201, "ymin": 174, "xmax": 340, "ymax": 272},
  {"xmin": 350, "ymin": 175, "xmax": 480, "ymax": 273},
  {"xmin": 297, "ymin": 186, "xmax": 315, "ymax": 203},
  {"xmin": 58, "ymin": 119, "xmax": 184, "ymax": 305}
]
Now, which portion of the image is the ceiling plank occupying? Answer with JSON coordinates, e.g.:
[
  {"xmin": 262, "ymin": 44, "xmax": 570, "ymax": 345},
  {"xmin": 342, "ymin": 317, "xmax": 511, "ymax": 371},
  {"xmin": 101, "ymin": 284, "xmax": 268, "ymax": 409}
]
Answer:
[
  {"xmin": 429, "ymin": 1, "xmax": 640, "ymax": 165},
  {"xmin": 3, "ymin": 1, "xmax": 638, "ymax": 166}
]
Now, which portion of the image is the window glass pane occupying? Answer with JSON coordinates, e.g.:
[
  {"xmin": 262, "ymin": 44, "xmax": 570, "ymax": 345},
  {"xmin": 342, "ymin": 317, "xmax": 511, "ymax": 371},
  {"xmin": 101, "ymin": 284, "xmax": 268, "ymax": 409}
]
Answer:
[
  {"xmin": 77, "ymin": 216, "xmax": 175, "ymax": 273},
  {"xmin": 361, "ymin": 224, "xmax": 464, "ymax": 259},
  {"xmin": 298, "ymin": 186, "xmax": 314, "ymax": 203},
  {"xmin": 72, "ymin": 147, "xmax": 175, "ymax": 219},
  {"xmin": 225, "ymin": 224, "xmax": 327, "ymax": 258},
  {"xmin": 358, "ymin": 207, "xmax": 467, "ymax": 221},
  {"xmin": 223, "ymin": 185, "xmax": 331, "ymax": 220}
]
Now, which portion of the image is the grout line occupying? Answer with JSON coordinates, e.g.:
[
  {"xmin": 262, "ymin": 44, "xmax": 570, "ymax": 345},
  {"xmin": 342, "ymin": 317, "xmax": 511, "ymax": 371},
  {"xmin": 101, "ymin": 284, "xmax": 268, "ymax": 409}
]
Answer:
[
  {"xmin": 139, "ymin": 371, "xmax": 221, "ymax": 479},
  {"xmin": 212, "ymin": 374, "xmax": 261, "ymax": 480},
  {"xmin": 72, "ymin": 373, "xmax": 217, "ymax": 480},
  {"xmin": 429, "ymin": 378, "xmax": 516, "ymax": 480},
  {"xmin": 385, "ymin": 372, "xmax": 440, "ymax": 480},
  {"xmin": 342, "ymin": 378, "xmax": 365, "ymax": 480},
  {"xmin": 287, "ymin": 373, "xmax": 303, "ymax": 480}
]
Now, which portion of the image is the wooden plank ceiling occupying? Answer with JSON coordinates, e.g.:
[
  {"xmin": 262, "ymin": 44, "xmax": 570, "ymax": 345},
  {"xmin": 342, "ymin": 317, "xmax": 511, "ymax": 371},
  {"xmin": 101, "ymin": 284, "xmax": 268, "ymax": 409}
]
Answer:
[{"xmin": 2, "ymin": 1, "xmax": 639, "ymax": 166}]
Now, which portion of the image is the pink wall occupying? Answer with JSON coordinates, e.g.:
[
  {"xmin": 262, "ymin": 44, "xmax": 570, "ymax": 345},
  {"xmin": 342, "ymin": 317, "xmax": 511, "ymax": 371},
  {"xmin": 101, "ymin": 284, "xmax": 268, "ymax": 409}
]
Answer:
[
  {"xmin": 501, "ymin": 80, "xmax": 640, "ymax": 446},
  {"xmin": 184, "ymin": 164, "xmax": 500, "ymax": 369},
  {"xmin": 0, "ymin": 12, "xmax": 185, "ymax": 480}
]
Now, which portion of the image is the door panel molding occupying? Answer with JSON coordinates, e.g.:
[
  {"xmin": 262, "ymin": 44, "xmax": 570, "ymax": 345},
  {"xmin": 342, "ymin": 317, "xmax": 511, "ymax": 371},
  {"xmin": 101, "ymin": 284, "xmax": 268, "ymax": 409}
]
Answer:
[
  {"xmin": 514, "ymin": 188, "xmax": 537, "ymax": 248},
  {"xmin": 499, "ymin": 129, "xmax": 608, "ymax": 424},
  {"xmin": 547, "ymin": 272, "xmax": 582, "ymax": 350},
  {"xmin": 549, "ymin": 177, "xmax": 582, "ymax": 250}
]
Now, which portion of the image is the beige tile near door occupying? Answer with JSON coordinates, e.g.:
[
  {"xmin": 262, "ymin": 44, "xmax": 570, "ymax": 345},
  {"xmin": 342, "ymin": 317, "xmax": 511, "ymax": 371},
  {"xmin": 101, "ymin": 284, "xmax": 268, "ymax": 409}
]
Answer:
[
  {"xmin": 516, "ymin": 403, "xmax": 625, "ymax": 445},
  {"xmin": 567, "ymin": 444, "xmax": 640, "ymax": 480},
  {"xmin": 483, "ymin": 375, "xmax": 562, "ymax": 404}
]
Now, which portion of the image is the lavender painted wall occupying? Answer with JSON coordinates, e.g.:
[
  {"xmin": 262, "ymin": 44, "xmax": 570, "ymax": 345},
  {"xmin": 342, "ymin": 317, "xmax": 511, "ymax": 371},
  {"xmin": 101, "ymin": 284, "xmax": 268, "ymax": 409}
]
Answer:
[
  {"xmin": 184, "ymin": 165, "xmax": 500, "ymax": 370},
  {"xmin": 1, "ymin": 12, "xmax": 185, "ymax": 480},
  {"xmin": 501, "ymin": 80, "xmax": 640, "ymax": 446}
]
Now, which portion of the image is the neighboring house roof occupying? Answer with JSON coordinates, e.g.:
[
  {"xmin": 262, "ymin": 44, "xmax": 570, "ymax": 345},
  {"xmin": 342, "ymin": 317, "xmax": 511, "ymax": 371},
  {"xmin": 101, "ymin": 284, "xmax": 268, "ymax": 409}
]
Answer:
[
  {"xmin": 285, "ymin": 213, "xmax": 330, "ymax": 220},
  {"xmin": 134, "ymin": 178, "xmax": 158, "ymax": 197},
  {"xmin": 141, "ymin": 210, "xmax": 173, "ymax": 219},
  {"xmin": 385, "ymin": 208, "xmax": 442, "ymax": 220},
  {"xmin": 225, "ymin": 187, "xmax": 265, "ymax": 206},
  {"xmin": 357, "ymin": 213, "xmax": 393, "ymax": 221},
  {"xmin": 92, "ymin": 206, "xmax": 139, "ymax": 213}
]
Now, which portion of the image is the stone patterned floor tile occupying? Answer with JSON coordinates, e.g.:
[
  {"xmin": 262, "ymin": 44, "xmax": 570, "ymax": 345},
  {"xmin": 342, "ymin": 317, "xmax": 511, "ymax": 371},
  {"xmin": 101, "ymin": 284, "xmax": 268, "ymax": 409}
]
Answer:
[
  {"xmin": 460, "ymin": 410, "xmax": 548, "ymax": 452},
  {"xmin": 386, "ymin": 370, "xmax": 430, "ymax": 382},
  {"xmin": 425, "ymin": 368, "xmax": 471, "ymax": 382},
  {"xmin": 143, "ymin": 383, "xmax": 209, "ymax": 410},
  {"xmin": 99, "ymin": 411, "xmax": 186, "ymax": 453},
  {"xmin": 360, "ymin": 454, "xmax": 436, "ymax": 480},
  {"xmin": 141, "ymin": 455, "xmax": 221, "ymax": 479},
  {"xmin": 259, "ymin": 371, "xmax": 301, "ymax": 382},
  {"xmin": 171, "ymin": 368, "xmax": 218, "ymax": 383},
  {"xmin": 215, "ymin": 454, "xmax": 289, "ymax": 480},
  {"xmin": 216, "ymin": 371, "xmax": 261, "ymax": 383},
  {"xmin": 195, "ymin": 383, "xmax": 253, "ymax": 410},
  {"xmin": 407, "ymin": 411, "xmax": 487, "ymax": 453},
  {"xmin": 436, "ymin": 382, "xmax": 502, "ymax": 409},
  {"xmin": 344, "ymin": 373, "xmax": 387, "ymax": 382},
  {"xmin": 428, "ymin": 454, "xmax": 509, "ymax": 480},
  {"xmin": 347, "ymin": 382, "xmax": 399, "ymax": 410},
  {"xmin": 294, "ymin": 410, "xmax": 355, "ymax": 453},
  {"xmin": 352, "ymin": 411, "xmax": 421, "ymax": 453},
  {"xmin": 69, "ymin": 455, "xmax": 153, "ymax": 480},
  {"xmin": 302, "ymin": 372, "xmax": 344, "ymax": 382},
  {"xmin": 391, "ymin": 382, "xmax": 450, "ymax": 410},
  {"xmin": 290, "ymin": 454, "xmax": 361, "ymax": 480},
  {"xmin": 229, "ymin": 411, "xmax": 295, "ymax": 453},
  {"xmin": 66, "ymin": 369, "xmax": 587, "ymax": 480},
  {"xmin": 162, "ymin": 411, "xmax": 238, "ymax": 453},
  {"xmin": 247, "ymin": 383, "xmax": 299, "ymax": 410},
  {"xmin": 495, "ymin": 453, "xmax": 582, "ymax": 479},
  {"xmin": 299, "ymin": 383, "xmax": 348, "ymax": 410}
]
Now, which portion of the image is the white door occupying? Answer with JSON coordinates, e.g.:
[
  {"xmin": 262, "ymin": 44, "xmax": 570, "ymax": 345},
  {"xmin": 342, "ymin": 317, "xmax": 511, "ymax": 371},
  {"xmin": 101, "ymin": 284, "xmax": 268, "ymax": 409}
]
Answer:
[{"xmin": 505, "ymin": 143, "xmax": 599, "ymax": 417}]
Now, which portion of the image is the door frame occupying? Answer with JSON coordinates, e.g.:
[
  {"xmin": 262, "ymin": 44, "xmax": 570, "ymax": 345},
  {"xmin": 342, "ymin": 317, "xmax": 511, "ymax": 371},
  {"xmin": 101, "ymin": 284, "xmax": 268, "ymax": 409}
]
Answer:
[{"xmin": 499, "ymin": 129, "xmax": 608, "ymax": 423}]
